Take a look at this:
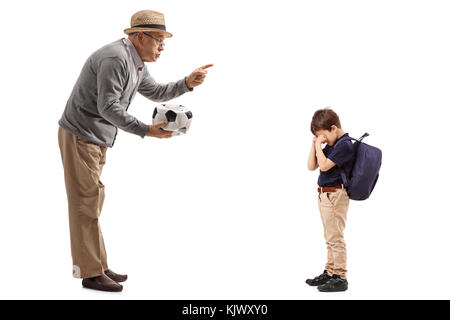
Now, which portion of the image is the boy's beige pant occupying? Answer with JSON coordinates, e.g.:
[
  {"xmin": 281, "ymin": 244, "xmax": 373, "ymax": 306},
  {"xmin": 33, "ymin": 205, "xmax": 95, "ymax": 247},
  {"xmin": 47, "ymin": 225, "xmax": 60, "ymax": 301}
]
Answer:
[
  {"xmin": 58, "ymin": 126, "xmax": 108, "ymax": 279},
  {"xmin": 318, "ymin": 188, "xmax": 349, "ymax": 279}
]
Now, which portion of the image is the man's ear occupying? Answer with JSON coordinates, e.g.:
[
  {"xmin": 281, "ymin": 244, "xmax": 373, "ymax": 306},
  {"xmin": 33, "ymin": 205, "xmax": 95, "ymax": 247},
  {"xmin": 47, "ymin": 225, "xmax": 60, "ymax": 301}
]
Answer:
[{"xmin": 330, "ymin": 125, "xmax": 337, "ymax": 132}]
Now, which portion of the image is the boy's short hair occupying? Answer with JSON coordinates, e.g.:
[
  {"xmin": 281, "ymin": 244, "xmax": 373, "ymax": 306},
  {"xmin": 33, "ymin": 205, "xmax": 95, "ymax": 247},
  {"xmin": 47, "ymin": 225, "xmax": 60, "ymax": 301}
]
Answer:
[{"xmin": 311, "ymin": 108, "xmax": 342, "ymax": 134}]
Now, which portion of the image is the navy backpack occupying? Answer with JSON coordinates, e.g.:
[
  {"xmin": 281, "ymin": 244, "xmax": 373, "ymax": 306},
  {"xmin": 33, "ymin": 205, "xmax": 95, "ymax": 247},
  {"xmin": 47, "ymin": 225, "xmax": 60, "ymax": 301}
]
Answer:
[{"xmin": 339, "ymin": 133, "xmax": 382, "ymax": 201}]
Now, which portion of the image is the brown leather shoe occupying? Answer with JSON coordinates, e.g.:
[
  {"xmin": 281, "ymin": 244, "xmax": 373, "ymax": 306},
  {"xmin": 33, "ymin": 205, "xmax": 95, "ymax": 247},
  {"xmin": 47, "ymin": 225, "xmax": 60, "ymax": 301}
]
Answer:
[
  {"xmin": 105, "ymin": 269, "xmax": 128, "ymax": 283},
  {"xmin": 82, "ymin": 274, "xmax": 123, "ymax": 292}
]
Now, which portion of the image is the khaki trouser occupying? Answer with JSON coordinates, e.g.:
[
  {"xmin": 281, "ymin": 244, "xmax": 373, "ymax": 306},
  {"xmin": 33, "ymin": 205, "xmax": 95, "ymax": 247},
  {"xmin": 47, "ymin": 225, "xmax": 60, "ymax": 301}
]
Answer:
[
  {"xmin": 318, "ymin": 187, "xmax": 350, "ymax": 279},
  {"xmin": 58, "ymin": 126, "xmax": 108, "ymax": 279}
]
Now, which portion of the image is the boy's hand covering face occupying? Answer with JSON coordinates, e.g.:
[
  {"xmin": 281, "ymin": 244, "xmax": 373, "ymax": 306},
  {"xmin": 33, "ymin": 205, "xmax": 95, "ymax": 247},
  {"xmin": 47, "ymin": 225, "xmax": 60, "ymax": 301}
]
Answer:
[{"xmin": 316, "ymin": 135, "xmax": 327, "ymax": 145}]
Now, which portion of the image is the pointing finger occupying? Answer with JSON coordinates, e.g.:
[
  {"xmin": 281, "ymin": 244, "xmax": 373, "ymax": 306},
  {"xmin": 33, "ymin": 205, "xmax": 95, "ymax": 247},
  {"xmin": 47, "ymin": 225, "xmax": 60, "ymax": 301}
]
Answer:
[{"xmin": 200, "ymin": 64, "xmax": 214, "ymax": 70}]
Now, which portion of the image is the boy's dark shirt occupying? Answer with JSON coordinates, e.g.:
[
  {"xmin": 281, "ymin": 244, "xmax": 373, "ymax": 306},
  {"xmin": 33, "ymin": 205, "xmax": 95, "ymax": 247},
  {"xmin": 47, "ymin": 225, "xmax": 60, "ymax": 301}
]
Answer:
[{"xmin": 318, "ymin": 133, "xmax": 355, "ymax": 187}]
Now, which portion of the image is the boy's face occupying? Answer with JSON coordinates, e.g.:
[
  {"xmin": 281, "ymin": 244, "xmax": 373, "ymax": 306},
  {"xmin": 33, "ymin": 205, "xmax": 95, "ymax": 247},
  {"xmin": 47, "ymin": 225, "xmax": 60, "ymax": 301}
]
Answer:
[{"xmin": 315, "ymin": 126, "xmax": 339, "ymax": 146}]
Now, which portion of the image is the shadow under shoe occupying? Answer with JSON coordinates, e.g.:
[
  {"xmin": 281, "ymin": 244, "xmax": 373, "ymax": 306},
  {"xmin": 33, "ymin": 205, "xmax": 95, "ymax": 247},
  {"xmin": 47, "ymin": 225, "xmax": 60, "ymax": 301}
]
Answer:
[
  {"xmin": 82, "ymin": 274, "xmax": 123, "ymax": 292},
  {"xmin": 306, "ymin": 270, "xmax": 332, "ymax": 286},
  {"xmin": 318, "ymin": 274, "xmax": 348, "ymax": 292},
  {"xmin": 105, "ymin": 269, "xmax": 128, "ymax": 283}
]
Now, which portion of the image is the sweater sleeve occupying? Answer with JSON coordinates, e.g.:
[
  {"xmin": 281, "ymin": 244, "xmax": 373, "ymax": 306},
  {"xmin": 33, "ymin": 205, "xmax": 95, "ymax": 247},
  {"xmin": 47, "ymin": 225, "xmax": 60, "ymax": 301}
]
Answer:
[
  {"xmin": 137, "ymin": 66, "xmax": 192, "ymax": 102},
  {"xmin": 96, "ymin": 57, "xmax": 149, "ymax": 138}
]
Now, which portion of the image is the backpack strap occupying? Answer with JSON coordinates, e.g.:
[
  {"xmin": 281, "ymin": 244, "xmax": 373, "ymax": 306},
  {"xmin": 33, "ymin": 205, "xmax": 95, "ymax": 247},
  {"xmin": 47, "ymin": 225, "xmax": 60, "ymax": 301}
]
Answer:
[
  {"xmin": 358, "ymin": 132, "xmax": 369, "ymax": 141},
  {"xmin": 340, "ymin": 169, "xmax": 349, "ymax": 187},
  {"xmin": 346, "ymin": 132, "xmax": 369, "ymax": 142},
  {"xmin": 337, "ymin": 133, "xmax": 369, "ymax": 188}
]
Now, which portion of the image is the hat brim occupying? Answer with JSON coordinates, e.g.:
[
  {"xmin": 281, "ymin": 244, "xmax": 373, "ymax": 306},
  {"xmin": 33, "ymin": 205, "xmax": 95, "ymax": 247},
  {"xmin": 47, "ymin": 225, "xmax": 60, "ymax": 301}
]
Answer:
[{"xmin": 124, "ymin": 27, "xmax": 172, "ymax": 38}]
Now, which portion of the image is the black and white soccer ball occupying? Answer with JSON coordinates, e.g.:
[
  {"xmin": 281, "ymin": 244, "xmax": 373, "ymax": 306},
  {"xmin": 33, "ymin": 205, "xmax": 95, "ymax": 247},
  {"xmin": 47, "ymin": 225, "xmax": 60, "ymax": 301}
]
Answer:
[{"xmin": 152, "ymin": 104, "xmax": 193, "ymax": 134}]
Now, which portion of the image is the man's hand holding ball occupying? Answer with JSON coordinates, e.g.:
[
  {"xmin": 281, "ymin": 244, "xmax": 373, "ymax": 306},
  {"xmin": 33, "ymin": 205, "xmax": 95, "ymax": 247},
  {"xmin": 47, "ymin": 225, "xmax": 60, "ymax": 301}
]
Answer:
[{"xmin": 146, "ymin": 120, "xmax": 177, "ymax": 138}]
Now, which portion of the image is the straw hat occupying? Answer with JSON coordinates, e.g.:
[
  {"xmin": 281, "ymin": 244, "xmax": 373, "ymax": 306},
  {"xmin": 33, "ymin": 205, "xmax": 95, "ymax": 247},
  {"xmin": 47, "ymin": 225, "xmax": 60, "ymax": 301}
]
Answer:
[{"xmin": 124, "ymin": 10, "xmax": 173, "ymax": 38}]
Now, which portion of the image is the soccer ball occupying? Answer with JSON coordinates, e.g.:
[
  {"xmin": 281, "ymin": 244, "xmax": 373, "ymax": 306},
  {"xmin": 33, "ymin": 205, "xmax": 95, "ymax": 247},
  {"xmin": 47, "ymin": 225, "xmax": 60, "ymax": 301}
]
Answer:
[{"xmin": 152, "ymin": 104, "xmax": 193, "ymax": 134}]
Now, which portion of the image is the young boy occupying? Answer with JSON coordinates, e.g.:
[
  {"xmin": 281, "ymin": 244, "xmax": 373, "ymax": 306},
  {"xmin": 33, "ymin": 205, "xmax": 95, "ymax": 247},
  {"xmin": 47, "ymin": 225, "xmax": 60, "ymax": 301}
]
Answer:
[{"xmin": 306, "ymin": 108, "xmax": 355, "ymax": 292}]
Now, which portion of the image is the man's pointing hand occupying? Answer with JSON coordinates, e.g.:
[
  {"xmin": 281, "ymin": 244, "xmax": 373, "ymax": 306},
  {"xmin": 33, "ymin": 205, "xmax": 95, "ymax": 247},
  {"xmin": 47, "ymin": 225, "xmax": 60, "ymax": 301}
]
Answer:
[{"xmin": 185, "ymin": 64, "xmax": 214, "ymax": 89}]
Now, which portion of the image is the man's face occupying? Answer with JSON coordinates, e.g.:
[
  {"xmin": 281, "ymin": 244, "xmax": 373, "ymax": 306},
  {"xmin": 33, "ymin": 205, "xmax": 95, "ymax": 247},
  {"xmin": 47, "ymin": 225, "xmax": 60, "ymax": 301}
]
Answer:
[
  {"xmin": 315, "ymin": 126, "xmax": 338, "ymax": 146},
  {"xmin": 135, "ymin": 32, "xmax": 165, "ymax": 62}
]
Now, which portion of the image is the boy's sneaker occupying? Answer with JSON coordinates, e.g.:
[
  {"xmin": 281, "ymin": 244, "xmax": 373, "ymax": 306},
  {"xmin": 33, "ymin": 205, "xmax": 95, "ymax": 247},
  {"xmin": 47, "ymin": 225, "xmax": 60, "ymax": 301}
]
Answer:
[
  {"xmin": 317, "ymin": 274, "xmax": 348, "ymax": 292},
  {"xmin": 305, "ymin": 270, "xmax": 332, "ymax": 286}
]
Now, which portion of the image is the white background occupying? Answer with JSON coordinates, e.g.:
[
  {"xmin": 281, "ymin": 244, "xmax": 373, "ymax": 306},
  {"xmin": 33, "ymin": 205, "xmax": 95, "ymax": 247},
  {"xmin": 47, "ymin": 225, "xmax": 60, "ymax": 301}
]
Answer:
[{"xmin": 0, "ymin": 0, "xmax": 449, "ymax": 300}]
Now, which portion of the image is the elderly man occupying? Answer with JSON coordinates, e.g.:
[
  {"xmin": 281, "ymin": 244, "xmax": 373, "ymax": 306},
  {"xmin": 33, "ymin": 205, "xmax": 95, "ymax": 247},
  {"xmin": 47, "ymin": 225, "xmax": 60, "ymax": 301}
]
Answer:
[{"xmin": 57, "ymin": 10, "xmax": 212, "ymax": 292}]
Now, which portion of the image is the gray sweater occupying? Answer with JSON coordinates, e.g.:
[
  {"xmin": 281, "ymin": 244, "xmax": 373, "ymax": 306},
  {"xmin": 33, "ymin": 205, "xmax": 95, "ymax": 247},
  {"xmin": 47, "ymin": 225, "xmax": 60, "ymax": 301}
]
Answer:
[{"xmin": 58, "ymin": 38, "xmax": 191, "ymax": 147}]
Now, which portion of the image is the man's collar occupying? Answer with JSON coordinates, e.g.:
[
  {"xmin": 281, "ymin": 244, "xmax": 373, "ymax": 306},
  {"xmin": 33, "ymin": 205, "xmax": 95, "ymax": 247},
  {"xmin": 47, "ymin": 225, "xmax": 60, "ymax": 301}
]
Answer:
[{"xmin": 123, "ymin": 38, "xmax": 144, "ymax": 71}]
